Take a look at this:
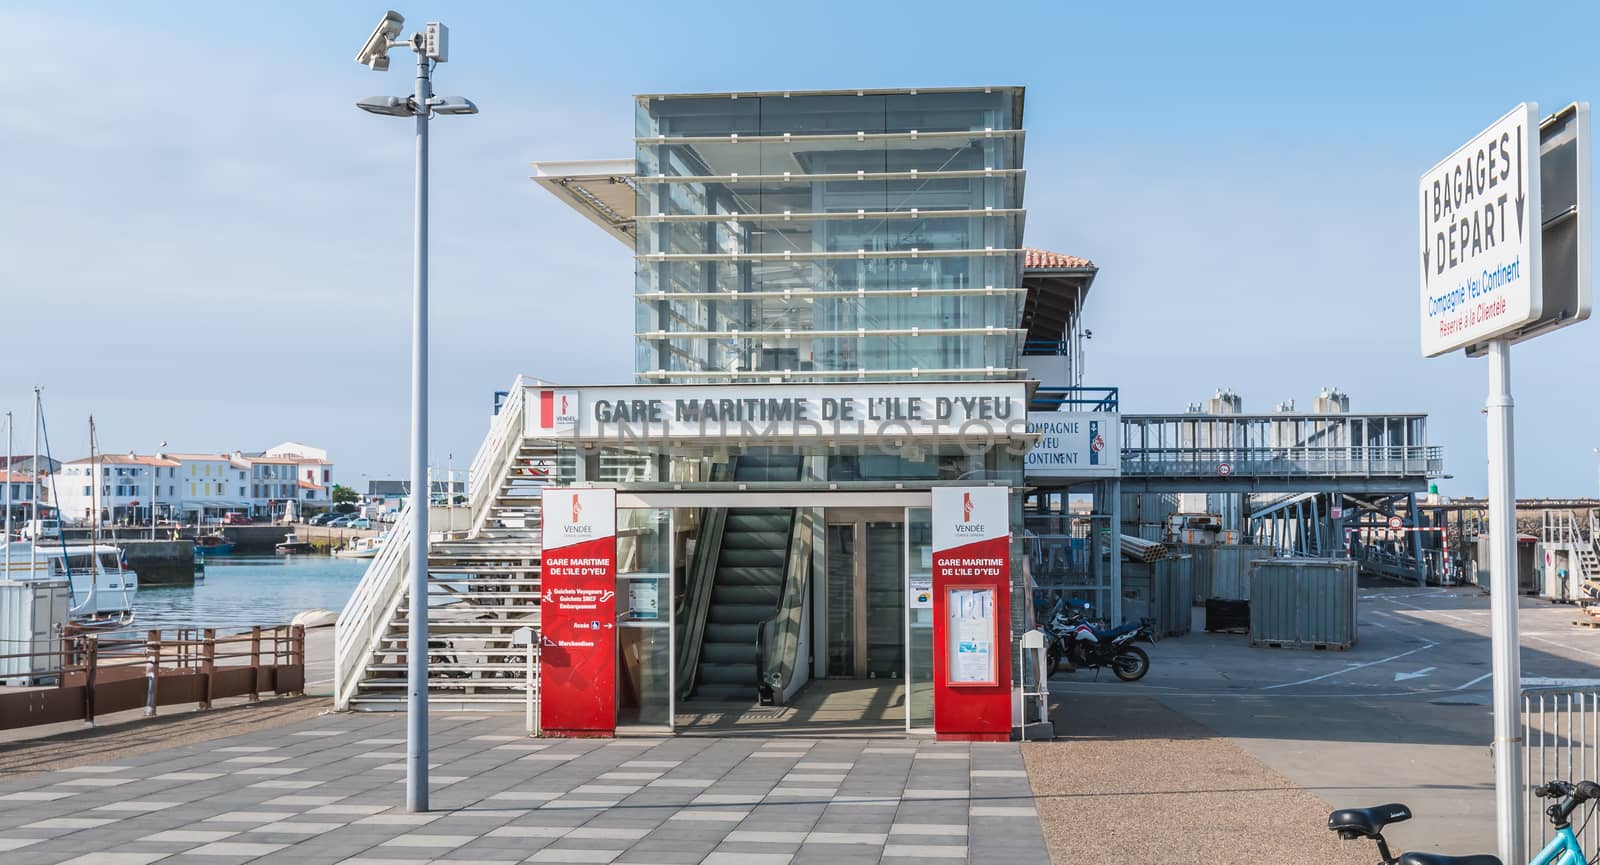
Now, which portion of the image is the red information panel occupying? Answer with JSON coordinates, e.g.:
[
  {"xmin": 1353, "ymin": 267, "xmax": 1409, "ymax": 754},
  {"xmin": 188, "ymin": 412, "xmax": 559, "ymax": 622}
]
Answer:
[
  {"xmin": 539, "ymin": 487, "xmax": 617, "ymax": 737},
  {"xmin": 931, "ymin": 486, "xmax": 1012, "ymax": 741}
]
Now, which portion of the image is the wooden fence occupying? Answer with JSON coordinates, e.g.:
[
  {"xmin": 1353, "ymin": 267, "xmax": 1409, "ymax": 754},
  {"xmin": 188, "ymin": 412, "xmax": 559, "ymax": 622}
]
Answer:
[{"xmin": 0, "ymin": 625, "xmax": 305, "ymax": 731}]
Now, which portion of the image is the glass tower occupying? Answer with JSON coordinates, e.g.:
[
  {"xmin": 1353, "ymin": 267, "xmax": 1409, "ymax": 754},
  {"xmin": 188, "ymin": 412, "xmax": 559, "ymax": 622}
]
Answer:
[{"xmin": 633, "ymin": 88, "xmax": 1026, "ymax": 383}]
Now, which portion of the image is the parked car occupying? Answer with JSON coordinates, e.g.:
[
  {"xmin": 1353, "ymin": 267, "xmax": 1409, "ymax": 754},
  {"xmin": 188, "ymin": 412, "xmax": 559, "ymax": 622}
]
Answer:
[
  {"xmin": 308, "ymin": 512, "xmax": 338, "ymax": 526},
  {"xmin": 348, "ymin": 518, "xmax": 372, "ymax": 529},
  {"xmin": 222, "ymin": 512, "xmax": 251, "ymax": 525},
  {"xmin": 327, "ymin": 515, "xmax": 356, "ymax": 528}
]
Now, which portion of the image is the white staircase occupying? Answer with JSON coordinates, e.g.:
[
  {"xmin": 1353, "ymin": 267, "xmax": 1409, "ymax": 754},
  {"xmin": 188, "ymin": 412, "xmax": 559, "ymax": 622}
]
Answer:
[{"xmin": 335, "ymin": 379, "xmax": 566, "ymax": 712}]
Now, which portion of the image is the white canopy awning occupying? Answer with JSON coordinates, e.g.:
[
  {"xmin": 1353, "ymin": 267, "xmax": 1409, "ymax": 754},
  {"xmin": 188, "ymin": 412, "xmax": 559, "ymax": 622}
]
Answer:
[{"xmin": 530, "ymin": 159, "xmax": 636, "ymax": 247}]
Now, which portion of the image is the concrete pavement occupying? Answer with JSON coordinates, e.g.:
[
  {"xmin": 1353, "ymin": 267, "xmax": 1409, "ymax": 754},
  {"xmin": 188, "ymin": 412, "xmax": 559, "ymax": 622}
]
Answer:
[
  {"xmin": 1050, "ymin": 586, "xmax": 1600, "ymax": 858},
  {"xmin": 0, "ymin": 712, "xmax": 1047, "ymax": 865}
]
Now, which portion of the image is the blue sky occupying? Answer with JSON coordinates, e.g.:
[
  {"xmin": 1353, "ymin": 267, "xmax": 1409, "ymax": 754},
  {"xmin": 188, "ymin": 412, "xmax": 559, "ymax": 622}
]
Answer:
[{"xmin": 2, "ymin": 1, "xmax": 1597, "ymax": 495}]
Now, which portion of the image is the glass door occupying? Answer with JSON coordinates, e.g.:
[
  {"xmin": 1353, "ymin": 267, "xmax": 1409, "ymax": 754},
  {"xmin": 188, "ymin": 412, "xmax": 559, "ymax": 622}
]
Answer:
[
  {"xmin": 906, "ymin": 507, "xmax": 934, "ymax": 731},
  {"xmin": 825, "ymin": 523, "xmax": 857, "ymax": 678},
  {"xmin": 617, "ymin": 508, "xmax": 673, "ymax": 730},
  {"xmin": 864, "ymin": 521, "xmax": 904, "ymax": 679},
  {"xmin": 823, "ymin": 511, "xmax": 906, "ymax": 680}
]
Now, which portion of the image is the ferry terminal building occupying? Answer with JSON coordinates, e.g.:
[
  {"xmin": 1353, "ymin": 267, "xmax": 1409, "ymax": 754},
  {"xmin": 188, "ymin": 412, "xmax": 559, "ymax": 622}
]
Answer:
[{"xmin": 335, "ymin": 86, "xmax": 1443, "ymax": 740}]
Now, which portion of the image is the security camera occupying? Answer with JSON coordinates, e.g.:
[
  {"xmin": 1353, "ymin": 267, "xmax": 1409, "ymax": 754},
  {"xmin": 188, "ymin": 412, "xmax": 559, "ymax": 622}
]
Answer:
[{"xmin": 356, "ymin": 10, "xmax": 405, "ymax": 70}]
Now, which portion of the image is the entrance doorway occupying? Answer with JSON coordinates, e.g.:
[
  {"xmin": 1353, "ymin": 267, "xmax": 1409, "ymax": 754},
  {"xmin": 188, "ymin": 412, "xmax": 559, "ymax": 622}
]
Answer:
[
  {"xmin": 822, "ymin": 510, "xmax": 905, "ymax": 681},
  {"xmin": 620, "ymin": 491, "xmax": 933, "ymax": 736}
]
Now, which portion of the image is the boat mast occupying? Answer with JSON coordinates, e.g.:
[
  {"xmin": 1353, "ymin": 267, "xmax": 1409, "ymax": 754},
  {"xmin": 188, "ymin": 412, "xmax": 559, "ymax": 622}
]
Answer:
[
  {"xmin": 31, "ymin": 387, "xmax": 39, "ymax": 576},
  {"xmin": 4, "ymin": 409, "xmax": 12, "ymax": 579},
  {"xmin": 89, "ymin": 416, "xmax": 97, "ymax": 557}
]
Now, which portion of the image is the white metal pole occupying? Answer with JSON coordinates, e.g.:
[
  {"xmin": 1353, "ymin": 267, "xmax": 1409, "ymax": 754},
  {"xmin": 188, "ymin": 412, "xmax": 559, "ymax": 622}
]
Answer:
[
  {"xmin": 405, "ymin": 40, "xmax": 432, "ymax": 815},
  {"xmin": 31, "ymin": 388, "xmax": 39, "ymax": 575},
  {"xmin": 1487, "ymin": 337, "xmax": 1523, "ymax": 864},
  {"xmin": 5, "ymin": 411, "xmax": 12, "ymax": 578}
]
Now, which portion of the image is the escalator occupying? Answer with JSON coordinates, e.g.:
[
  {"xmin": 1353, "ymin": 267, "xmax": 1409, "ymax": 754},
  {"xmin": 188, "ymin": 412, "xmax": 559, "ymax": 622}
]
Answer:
[{"xmin": 681, "ymin": 452, "xmax": 806, "ymax": 702}]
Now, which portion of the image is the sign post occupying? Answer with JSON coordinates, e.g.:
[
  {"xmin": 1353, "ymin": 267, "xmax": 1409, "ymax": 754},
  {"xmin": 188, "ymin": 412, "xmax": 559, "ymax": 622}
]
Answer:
[
  {"xmin": 539, "ymin": 487, "xmax": 617, "ymax": 737},
  {"xmin": 1419, "ymin": 102, "xmax": 1590, "ymax": 863},
  {"xmin": 930, "ymin": 486, "xmax": 1013, "ymax": 741}
]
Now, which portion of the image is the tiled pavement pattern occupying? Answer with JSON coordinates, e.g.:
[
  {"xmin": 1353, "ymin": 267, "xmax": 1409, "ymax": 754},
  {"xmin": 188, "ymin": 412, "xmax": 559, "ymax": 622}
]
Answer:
[{"xmin": 0, "ymin": 713, "xmax": 1049, "ymax": 864}]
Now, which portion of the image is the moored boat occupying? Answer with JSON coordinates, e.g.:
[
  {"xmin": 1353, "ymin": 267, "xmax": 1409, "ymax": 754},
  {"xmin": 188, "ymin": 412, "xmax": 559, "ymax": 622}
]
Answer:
[
  {"xmin": 275, "ymin": 532, "xmax": 313, "ymax": 555},
  {"xmin": 194, "ymin": 533, "xmax": 235, "ymax": 555},
  {"xmin": 333, "ymin": 533, "xmax": 387, "ymax": 559},
  {"xmin": 0, "ymin": 541, "xmax": 137, "ymax": 626}
]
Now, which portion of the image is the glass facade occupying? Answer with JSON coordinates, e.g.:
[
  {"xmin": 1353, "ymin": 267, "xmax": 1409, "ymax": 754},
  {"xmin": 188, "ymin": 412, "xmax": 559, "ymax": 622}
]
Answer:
[{"xmin": 633, "ymin": 88, "xmax": 1027, "ymax": 382}]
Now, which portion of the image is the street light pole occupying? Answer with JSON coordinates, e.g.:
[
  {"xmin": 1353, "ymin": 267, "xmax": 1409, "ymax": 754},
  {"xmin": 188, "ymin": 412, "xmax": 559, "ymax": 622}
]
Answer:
[
  {"xmin": 403, "ymin": 37, "xmax": 433, "ymax": 817},
  {"xmin": 355, "ymin": 13, "xmax": 476, "ymax": 815}
]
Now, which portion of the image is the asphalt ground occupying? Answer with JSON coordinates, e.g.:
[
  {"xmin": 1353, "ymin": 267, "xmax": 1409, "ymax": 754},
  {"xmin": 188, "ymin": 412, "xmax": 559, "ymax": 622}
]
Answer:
[{"xmin": 1049, "ymin": 585, "xmax": 1600, "ymax": 859}]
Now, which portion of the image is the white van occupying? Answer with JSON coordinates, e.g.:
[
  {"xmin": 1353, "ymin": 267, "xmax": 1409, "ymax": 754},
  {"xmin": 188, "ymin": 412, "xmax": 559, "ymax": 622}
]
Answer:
[{"xmin": 20, "ymin": 519, "xmax": 61, "ymax": 541}]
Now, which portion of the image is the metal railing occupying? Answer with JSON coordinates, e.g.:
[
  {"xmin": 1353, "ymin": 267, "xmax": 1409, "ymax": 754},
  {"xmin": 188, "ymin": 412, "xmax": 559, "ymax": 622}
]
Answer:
[
  {"xmin": 1031, "ymin": 386, "xmax": 1119, "ymax": 412},
  {"xmin": 469, "ymin": 375, "xmax": 532, "ymax": 538},
  {"xmin": 333, "ymin": 500, "xmax": 413, "ymax": 710},
  {"xmin": 0, "ymin": 625, "xmax": 304, "ymax": 731},
  {"xmin": 1524, "ymin": 688, "xmax": 1600, "ymax": 860},
  {"xmin": 1121, "ymin": 446, "xmax": 1444, "ymax": 479}
]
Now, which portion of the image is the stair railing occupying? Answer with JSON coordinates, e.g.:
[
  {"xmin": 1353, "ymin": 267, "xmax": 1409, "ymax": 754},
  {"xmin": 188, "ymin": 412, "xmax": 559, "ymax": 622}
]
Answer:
[
  {"xmin": 468, "ymin": 377, "xmax": 532, "ymax": 539},
  {"xmin": 333, "ymin": 499, "xmax": 414, "ymax": 709}
]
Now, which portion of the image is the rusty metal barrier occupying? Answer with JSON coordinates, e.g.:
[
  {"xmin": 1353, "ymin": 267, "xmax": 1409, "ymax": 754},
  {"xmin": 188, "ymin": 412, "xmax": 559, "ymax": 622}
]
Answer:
[{"xmin": 0, "ymin": 624, "xmax": 305, "ymax": 730}]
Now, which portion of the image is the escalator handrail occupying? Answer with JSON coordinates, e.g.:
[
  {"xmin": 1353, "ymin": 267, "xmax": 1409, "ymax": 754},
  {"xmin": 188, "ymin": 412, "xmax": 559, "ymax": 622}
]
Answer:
[
  {"xmin": 755, "ymin": 458, "xmax": 818, "ymax": 703},
  {"xmin": 674, "ymin": 462, "xmax": 733, "ymax": 700}
]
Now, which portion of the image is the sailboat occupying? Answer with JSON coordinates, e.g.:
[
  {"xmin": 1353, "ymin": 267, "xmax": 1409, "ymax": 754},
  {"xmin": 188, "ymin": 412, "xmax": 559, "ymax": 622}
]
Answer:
[{"xmin": 0, "ymin": 397, "xmax": 137, "ymax": 628}]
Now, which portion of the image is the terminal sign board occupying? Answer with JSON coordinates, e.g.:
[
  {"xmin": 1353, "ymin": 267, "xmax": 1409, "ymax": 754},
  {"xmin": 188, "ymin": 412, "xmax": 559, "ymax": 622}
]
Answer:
[
  {"xmin": 1024, "ymin": 412, "xmax": 1120, "ymax": 478},
  {"xmin": 539, "ymin": 487, "xmax": 617, "ymax": 736},
  {"xmin": 524, "ymin": 382, "xmax": 1029, "ymax": 444},
  {"xmin": 930, "ymin": 486, "xmax": 1012, "ymax": 742},
  {"xmin": 1419, "ymin": 103, "xmax": 1542, "ymax": 356}
]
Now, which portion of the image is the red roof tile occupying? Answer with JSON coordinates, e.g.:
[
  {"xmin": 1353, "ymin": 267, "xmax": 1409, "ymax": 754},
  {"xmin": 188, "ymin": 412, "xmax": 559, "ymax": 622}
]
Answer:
[{"xmin": 1024, "ymin": 248, "xmax": 1094, "ymax": 270}]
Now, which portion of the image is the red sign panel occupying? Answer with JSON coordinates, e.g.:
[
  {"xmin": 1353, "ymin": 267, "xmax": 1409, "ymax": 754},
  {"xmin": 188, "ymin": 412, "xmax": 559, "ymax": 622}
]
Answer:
[
  {"xmin": 539, "ymin": 487, "xmax": 617, "ymax": 737},
  {"xmin": 931, "ymin": 486, "xmax": 1013, "ymax": 742}
]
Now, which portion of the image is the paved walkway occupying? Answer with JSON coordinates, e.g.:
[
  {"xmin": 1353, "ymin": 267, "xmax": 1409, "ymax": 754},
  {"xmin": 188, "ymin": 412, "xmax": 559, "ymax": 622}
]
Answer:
[{"xmin": 0, "ymin": 712, "xmax": 1047, "ymax": 865}]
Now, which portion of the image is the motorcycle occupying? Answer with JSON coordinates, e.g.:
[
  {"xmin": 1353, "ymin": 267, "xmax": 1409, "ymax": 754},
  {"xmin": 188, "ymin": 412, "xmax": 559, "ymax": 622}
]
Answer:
[{"xmin": 1039, "ymin": 597, "xmax": 1151, "ymax": 681}]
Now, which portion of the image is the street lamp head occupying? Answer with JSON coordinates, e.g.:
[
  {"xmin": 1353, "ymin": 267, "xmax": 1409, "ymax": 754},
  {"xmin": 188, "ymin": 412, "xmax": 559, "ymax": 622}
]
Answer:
[
  {"xmin": 356, "ymin": 10, "xmax": 406, "ymax": 71},
  {"xmin": 357, "ymin": 95, "xmax": 415, "ymax": 117},
  {"xmin": 428, "ymin": 96, "xmax": 478, "ymax": 116}
]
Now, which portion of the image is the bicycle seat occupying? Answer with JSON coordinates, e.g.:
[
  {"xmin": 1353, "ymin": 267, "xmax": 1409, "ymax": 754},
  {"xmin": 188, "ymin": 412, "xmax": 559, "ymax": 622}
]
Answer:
[
  {"xmin": 1328, "ymin": 803, "xmax": 1412, "ymax": 838},
  {"xmin": 1397, "ymin": 853, "xmax": 1501, "ymax": 865}
]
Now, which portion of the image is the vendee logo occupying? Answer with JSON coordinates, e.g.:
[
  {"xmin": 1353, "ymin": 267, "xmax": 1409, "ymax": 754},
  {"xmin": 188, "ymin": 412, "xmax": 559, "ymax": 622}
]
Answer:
[{"xmin": 563, "ymin": 493, "xmax": 594, "ymax": 537}]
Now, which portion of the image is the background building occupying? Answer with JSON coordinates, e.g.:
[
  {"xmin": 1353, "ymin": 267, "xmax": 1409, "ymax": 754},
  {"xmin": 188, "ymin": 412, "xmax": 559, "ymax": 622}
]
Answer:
[
  {"xmin": 43, "ymin": 442, "xmax": 335, "ymax": 524},
  {"xmin": 53, "ymin": 454, "xmax": 181, "ymax": 525}
]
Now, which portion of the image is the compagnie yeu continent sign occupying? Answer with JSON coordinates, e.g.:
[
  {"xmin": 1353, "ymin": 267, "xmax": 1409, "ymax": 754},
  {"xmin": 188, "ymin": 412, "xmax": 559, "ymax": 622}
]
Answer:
[{"xmin": 1419, "ymin": 103, "xmax": 1542, "ymax": 356}]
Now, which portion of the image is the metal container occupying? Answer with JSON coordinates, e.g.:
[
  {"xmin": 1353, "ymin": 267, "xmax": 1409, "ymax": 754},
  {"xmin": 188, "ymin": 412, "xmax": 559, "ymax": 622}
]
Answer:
[
  {"xmin": 0, "ymin": 580, "xmax": 70, "ymax": 680},
  {"xmin": 1160, "ymin": 554, "xmax": 1193, "ymax": 637},
  {"xmin": 1120, "ymin": 561, "xmax": 1154, "ymax": 624},
  {"xmin": 1172, "ymin": 544, "xmax": 1212, "ymax": 603},
  {"xmin": 1248, "ymin": 558, "xmax": 1358, "ymax": 650},
  {"xmin": 1118, "ymin": 559, "xmax": 1191, "ymax": 638},
  {"xmin": 1122, "ymin": 493, "xmax": 1180, "ymax": 526},
  {"xmin": 1210, "ymin": 544, "xmax": 1277, "ymax": 601}
]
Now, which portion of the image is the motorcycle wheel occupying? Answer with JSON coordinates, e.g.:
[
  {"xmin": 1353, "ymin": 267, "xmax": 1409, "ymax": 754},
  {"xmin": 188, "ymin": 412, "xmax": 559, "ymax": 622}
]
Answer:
[
  {"xmin": 1111, "ymin": 645, "xmax": 1150, "ymax": 681},
  {"xmin": 1046, "ymin": 643, "xmax": 1062, "ymax": 677}
]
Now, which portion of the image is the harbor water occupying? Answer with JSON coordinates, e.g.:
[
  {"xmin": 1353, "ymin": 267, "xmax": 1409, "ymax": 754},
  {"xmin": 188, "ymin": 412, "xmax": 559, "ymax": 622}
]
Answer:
[{"xmin": 133, "ymin": 555, "xmax": 368, "ymax": 632}]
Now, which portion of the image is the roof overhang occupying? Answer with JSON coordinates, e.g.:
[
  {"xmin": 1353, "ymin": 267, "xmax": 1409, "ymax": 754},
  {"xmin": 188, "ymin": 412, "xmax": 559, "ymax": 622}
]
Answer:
[
  {"xmin": 1021, "ymin": 266, "xmax": 1097, "ymax": 345},
  {"xmin": 531, "ymin": 159, "xmax": 637, "ymax": 247}
]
